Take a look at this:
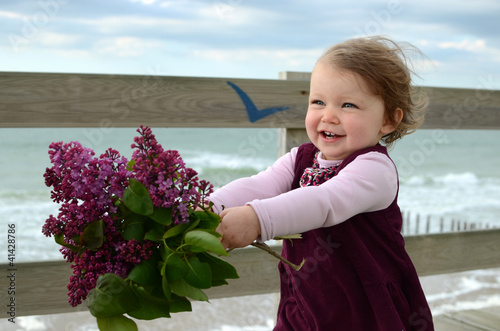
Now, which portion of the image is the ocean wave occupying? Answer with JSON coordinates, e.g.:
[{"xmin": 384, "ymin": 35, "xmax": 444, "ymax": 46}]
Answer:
[
  {"xmin": 421, "ymin": 268, "xmax": 500, "ymax": 316},
  {"xmin": 183, "ymin": 150, "xmax": 274, "ymax": 173},
  {"xmin": 0, "ymin": 189, "xmax": 50, "ymax": 200},
  {"xmin": 399, "ymin": 172, "xmax": 494, "ymax": 186},
  {"xmin": 210, "ymin": 320, "xmax": 274, "ymax": 331},
  {"xmin": 435, "ymin": 172, "xmax": 480, "ymax": 185},
  {"xmin": 432, "ymin": 295, "xmax": 500, "ymax": 316},
  {"xmin": 397, "ymin": 172, "xmax": 500, "ymax": 229}
]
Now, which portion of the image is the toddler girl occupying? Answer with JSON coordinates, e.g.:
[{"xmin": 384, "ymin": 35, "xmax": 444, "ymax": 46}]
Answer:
[{"xmin": 209, "ymin": 36, "xmax": 434, "ymax": 330}]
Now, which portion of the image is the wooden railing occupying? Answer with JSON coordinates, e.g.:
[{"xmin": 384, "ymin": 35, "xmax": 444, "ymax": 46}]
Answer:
[{"xmin": 1, "ymin": 71, "xmax": 500, "ymax": 318}]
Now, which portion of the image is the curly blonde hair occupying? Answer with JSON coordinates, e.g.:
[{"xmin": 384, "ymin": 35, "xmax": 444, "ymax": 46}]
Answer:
[{"xmin": 319, "ymin": 36, "xmax": 428, "ymax": 147}]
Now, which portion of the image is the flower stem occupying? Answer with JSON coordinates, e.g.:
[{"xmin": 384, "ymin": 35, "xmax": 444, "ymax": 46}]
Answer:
[{"xmin": 250, "ymin": 242, "xmax": 305, "ymax": 271}]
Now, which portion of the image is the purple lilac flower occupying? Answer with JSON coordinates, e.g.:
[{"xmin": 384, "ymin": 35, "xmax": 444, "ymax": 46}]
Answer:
[
  {"xmin": 42, "ymin": 126, "xmax": 214, "ymax": 307},
  {"xmin": 131, "ymin": 125, "xmax": 213, "ymax": 224},
  {"xmin": 43, "ymin": 140, "xmax": 152, "ymax": 306}
]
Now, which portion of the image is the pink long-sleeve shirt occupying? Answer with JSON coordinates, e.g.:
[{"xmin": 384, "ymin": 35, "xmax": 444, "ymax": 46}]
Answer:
[{"xmin": 208, "ymin": 147, "xmax": 398, "ymax": 242}]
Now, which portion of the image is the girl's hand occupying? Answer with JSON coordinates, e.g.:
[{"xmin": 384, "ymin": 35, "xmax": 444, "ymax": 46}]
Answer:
[{"xmin": 216, "ymin": 205, "xmax": 261, "ymax": 249}]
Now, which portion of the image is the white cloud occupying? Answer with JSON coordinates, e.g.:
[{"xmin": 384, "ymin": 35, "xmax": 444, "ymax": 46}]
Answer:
[
  {"xmin": 198, "ymin": 3, "xmax": 272, "ymax": 24},
  {"xmin": 95, "ymin": 37, "xmax": 163, "ymax": 57},
  {"xmin": 50, "ymin": 49, "xmax": 91, "ymax": 58},
  {"xmin": 191, "ymin": 48, "xmax": 323, "ymax": 70},
  {"xmin": 37, "ymin": 32, "xmax": 79, "ymax": 46},
  {"xmin": 0, "ymin": 10, "xmax": 22, "ymax": 19},
  {"xmin": 129, "ymin": 0, "xmax": 158, "ymax": 4},
  {"xmin": 439, "ymin": 39, "xmax": 487, "ymax": 52},
  {"xmin": 435, "ymin": 38, "xmax": 500, "ymax": 64}
]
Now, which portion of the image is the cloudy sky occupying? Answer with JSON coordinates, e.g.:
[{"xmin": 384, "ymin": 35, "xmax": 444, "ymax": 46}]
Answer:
[{"xmin": 1, "ymin": 0, "xmax": 499, "ymax": 89}]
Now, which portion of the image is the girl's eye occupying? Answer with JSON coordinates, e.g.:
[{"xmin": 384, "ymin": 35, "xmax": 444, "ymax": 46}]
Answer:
[
  {"xmin": 311, "ymin": 100, "xmax": 325, "ymax": 106},
  {"xmin": 342, "ymin": 102, "xmax": 358, "ymax": 109}
]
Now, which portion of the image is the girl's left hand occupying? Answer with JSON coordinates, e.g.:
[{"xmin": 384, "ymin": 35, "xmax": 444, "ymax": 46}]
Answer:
[{"xmin": 216, "ymin": 205, "xmax": 261, "ymax": 249}]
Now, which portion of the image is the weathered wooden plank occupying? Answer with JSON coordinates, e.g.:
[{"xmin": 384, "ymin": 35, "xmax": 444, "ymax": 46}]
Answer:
[
  {"xmin": 447, "ymin": 306, "xmax": 500, "ymax": 331},
  {"xmin": 2, "ymin": 230, "xmax": 500, "ymax": 318},
  {"xmin": 405, "ymin": 229, "xmax": 500, "ymax": 276},
  {"xmin": 0, "ymin": 246, "xmax": 282, "ymax": 317},
  {"xmin": 1, "ymin": 72, "xmax": 499, "ymax": 129},
  {"xmin": 1, "ymin": 260, "xmax": 87, "ymax": 317},
  {"xmin": 421, "ymin": 86, "xmax": 500, "ymax": 130},
  {"xmin": 0, "ymin": 72, "xmax": 308, "ymax": 129},
  {"xmin": 435, "ymin": 306, "xmax": 500, "ymax": 331},
  {"xmin": 434, "ymin": 315, "xmax": 486, "ymax": 331}
]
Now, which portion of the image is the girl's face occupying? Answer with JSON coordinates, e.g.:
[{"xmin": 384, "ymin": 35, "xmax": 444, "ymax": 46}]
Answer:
[{"xmin": 305, "ymin": 61, "xmax": 398, "ymax": 160}]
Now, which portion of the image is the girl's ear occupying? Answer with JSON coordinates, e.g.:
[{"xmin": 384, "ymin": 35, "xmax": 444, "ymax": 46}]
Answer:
[{"xmin": 381, "ymin": 108, "xmax": 403, "ymax": 134}]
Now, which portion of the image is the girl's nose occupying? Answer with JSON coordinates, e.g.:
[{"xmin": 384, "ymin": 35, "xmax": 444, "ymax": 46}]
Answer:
[{"xmin": 321, "ymin": 106, "xmax": 340, "ymax": 124}]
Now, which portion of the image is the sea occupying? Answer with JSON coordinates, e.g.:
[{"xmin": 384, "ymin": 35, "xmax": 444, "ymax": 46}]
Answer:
[{"xmin": 1, "ymin": 127, "xmax": 500, "ymax": 330}]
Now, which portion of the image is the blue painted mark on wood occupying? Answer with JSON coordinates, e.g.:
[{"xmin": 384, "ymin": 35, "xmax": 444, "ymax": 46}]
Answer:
[{"xmin": 227, "ymin": 81, "xmax": 290, "ymax": 123}]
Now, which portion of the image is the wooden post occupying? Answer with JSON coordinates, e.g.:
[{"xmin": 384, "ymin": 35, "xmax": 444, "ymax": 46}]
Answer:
[
  {"xmin": 415, "ymin": 213, "xmax": 420, "ymax": 235},
  {"xmin": 277, "ymin": 72, "xmax": 311, "ymax": 156},
  {"xmin": 405, "ymin": 211, "xmax": 411, "ymax": 235}
]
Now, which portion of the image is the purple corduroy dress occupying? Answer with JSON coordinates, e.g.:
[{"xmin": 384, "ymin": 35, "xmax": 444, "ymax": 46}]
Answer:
[{"xmin": 274, "ymin": 143, "xmax": 434, "ymax": 331}]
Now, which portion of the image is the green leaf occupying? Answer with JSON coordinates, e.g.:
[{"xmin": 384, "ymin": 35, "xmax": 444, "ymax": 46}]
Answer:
[
  {"xmin": 169, "ymin": 293, "xmax": 192, "ymax": 313},
  {"xmin": 87, "ymin": 273, "xmax": 139, "ymax": 318},
  {"xmin": 184, "ymin": 230, "xmax": 228, "ymax": 256},
  {"xmin": 123, "ymin": 178, "xmax": 153, "ymax": 215},
  {"xmin": 122, "ymin": 215, "xmax": 147, "ymax": 242},
  {"xmin": 144, "ymin": 228, "xmax": 163, "ymax": 242},
  {"xmin": 54, "ymin": 233, "xmax": 80, "ymax": 252},
  {"xmin": 185, "ymin": 256, "xmax": 212, "ymax": 289},
  {"xmin": 211, "ymin": 279, "xmax": 228, "ymax": 286},
  {"xmin": 162, "ymin": 276, "xmax": 171, "ymax": 301},
  {"xmin": 159, "ymin": 244, "xmax": 168, "ymax": 261},
  {"xmin": 81, "ymin": 219, "xmax": 104, "ymax": 250},
  {"xmin": 163, "ymin": 222, "xmax": 191, "ymax": 239},
  {"xmin": 144, "ymin": 221, "xmax": 166, "ymax": 242},
  {"xmin": 96, "ymin": 315, "xmax": 138, "ymax": 331},
  {"xmin": 126, "ymin": 159, "xmax": 136, "ymax": 171},
  {"xmin": 185, "ymin": 218, "xmax": 201, "ymax": 233},
  {"xmin": 197, "ymin": 229, "xmax": 222, "ymax": 238},
  {"xmin": 192, "ymin": 210, "xmax": 221, "ymax": 230},
  {"xmin": 128, "ymin": 251, "xmax": 161, "ymax": 287},
  {"xmin": 169, "ymin": 277, "xmax": 208, "ymax": 302},
  {"xmin": 162, "ymin": 253, "xmax": 189, "ymax": 281},
  {"xmin": 198, "ymin": 252, "xmax": 239, "ymax": 283},
  {"xmin": 150, "ymin": 207, "xmax": 172, "ymax": 225},
  {"xmin": 127, "ymin": 284, "xmax": 171, "ymax": 320}
]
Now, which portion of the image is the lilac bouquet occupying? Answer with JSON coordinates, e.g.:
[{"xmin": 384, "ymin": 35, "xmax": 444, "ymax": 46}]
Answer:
[{"xmin": 43, "ymin": 126, "xmax": 238, "ymax": 330}]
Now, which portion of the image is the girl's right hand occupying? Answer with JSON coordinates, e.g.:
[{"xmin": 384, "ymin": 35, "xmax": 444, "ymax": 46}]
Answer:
[{"xmin": 216, "ymin": 205, "xmax": 261, "ymax": 249}]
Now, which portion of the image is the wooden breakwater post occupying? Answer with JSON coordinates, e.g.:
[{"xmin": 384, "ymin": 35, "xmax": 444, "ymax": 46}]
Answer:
[{"xmin": 401, "ymin": 211, "xmax": 493, "ymax": 236}]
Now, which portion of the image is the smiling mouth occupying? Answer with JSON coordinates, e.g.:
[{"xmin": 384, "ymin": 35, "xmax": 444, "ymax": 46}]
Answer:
[{"xmin": 322, "ymin": 131, "xmax": 344, "ymax": 139}]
